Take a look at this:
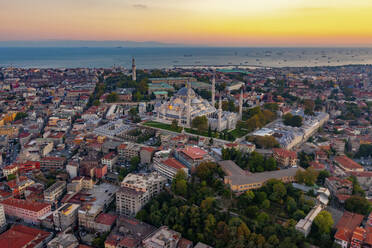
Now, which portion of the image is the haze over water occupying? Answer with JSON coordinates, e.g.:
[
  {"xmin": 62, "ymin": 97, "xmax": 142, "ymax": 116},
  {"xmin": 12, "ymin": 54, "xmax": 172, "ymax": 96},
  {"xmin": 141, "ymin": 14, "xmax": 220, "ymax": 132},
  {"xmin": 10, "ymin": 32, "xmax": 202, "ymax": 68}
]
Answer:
[{"xmin": 1, "ymin": 47, "xmax": 372, "ymax": 69}]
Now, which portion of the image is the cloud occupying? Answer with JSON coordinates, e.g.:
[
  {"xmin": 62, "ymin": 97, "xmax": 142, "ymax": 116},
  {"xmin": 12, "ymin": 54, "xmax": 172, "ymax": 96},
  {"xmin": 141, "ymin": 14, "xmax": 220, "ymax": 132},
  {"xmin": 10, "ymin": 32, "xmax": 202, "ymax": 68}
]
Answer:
[{"xmin": 133, "ymin": 4, "xmax": 148, "ymax": 9}]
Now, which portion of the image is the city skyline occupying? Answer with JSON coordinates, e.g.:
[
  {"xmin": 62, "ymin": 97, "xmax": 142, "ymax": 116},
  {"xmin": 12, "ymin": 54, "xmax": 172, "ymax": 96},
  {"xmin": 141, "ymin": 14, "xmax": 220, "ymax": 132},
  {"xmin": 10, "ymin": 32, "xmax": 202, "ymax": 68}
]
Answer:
[{"xmin": 1, "ymin": 0, "xmax": 372, "ymax": 46}]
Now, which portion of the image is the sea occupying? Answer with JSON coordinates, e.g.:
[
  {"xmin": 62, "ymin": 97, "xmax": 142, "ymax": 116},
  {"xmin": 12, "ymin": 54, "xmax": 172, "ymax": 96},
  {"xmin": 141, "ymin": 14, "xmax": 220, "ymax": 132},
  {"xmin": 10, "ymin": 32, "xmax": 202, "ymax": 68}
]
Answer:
[{"xmin": 1, "ymin": 47, "xmax": 372, "ymax": 69}]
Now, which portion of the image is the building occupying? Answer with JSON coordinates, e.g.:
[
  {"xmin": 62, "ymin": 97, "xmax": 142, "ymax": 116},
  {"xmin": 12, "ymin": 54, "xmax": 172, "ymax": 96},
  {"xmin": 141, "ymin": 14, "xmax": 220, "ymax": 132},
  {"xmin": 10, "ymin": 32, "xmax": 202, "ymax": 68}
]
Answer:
[
  {"xmin": 93, "ymin": 213, "xmax": 117, "ymax": 233},
  {"xmin": 132, "ymin": 57, "xmax": 136, "ymax": 81},
  {"xmin": 295, "ymin": 204, "xmax": 323, "ymax": 237},
  {"xmin": 47, "ymin": 232, "xmax": 79, "ymax": 248},
  {"xmin": 116, "ymin": 172, "xmax": 166, "ymax": 216},
  {"xmin": 0, "ymin": 224, "xmax": 53, "ymax": 248},
  {"xmin": 118, "ymin": 142, "xmax": 142, "ymax": 161},
  {"xmin": 153, "ymin": 152, "xmax": 188, "ymax": 181},
  {"xmin": 0, "ymin": 198, "xmax": 51, "ymax": 224},
  {"xmin": 142, "ymin": 226, "xmax": 181, "ymax": 248},
  {"xmin": 44, "ymin": 180, "xmax": 66, "ymax": 204},
  {"xmin": 102, "ymin": 152, "xmax": 118, "ymax": 172},
  {"xmin": 174, "ymin": 146, "xmax": 210, "ymax": 169},
  {"xmin": 53, "ymin": 203, "xmax": 80, "ymax": 231},
  {"xmin": 76, "ymin": 183, "xmax": 118, "ymax": 230},
  {"xmin": 2, "ymin": 164, "xmax": 18, "ymax": 177},
  {"xmin": 105, "ymin": 216, "xmax": 156, "ymax": 248},
  {"xmin": 218, "ymin": 160, "xmax": 300, "ymax": 193},
  {"xmin": 40, "ymin": 156, "xmax": 66, "ymax": 170},
  {"xmin": 334, "ymin": 155, "xmax": 364, "ymax": 172},
  {"xmin": 5, "ymin": 176, "xmax": 35, "ymax": 198},
  {"xmin": 140, "ymin": 146, "xmax": 156, "ymax": 165},
  {"xmin": 0, "ymin": 204, "xmax": 6, "ymax": 231},
  {"xmin": 66, "ymin": 161, "xmax": 79, "ymax": 179},
  {"xmin": 325, "ymin": 177, "xmax": 353, "ymax": 196},
  {"xmin": 334, "ymin": 211, "xmax": 364, "ymax": 248},
  {"xmin": 273, "ymin": 148, "xmax": 298, "ymax": 168},
  {"xmin": 154, "ymin": 82, "xmax": 240, "ymax": 131},
  {"xmin": 149, "ymin": 77, "xmax": 197, "ymax": 87}
]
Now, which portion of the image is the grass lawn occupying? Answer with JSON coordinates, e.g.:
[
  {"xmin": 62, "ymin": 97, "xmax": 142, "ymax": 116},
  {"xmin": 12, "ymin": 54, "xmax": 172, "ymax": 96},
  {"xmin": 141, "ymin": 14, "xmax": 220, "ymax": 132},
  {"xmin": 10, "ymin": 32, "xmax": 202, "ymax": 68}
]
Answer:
[
  {"xmin": 144, "ymin": 121, "xmax": 248, "ymax": 141},
  {"xmin": 143, "ymin": 121, "xmax": 182, "ymax": 133},
  {"xmin": 228, "ymin": 128, "xmax": 249, "ymax": 139}
]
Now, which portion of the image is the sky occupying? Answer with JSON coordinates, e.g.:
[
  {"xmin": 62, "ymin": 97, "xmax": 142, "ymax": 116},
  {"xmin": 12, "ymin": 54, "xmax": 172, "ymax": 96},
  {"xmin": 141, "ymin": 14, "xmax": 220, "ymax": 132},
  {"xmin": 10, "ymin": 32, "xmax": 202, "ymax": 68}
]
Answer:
[{"xmin": 1, "ymin": 0, "xmax": 372, "ymax": 46}]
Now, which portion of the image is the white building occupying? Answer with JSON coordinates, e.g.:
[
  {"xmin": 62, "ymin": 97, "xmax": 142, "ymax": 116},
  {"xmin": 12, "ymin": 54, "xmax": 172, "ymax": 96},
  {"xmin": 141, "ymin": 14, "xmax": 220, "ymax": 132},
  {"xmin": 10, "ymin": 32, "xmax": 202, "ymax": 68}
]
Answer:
[
  {"xmin": 153, "ymin": 151, "xmax": 188, "ymax": 181},
  {"xmin": 0, "ymin": 204, "xmax": 6, "ymax": 230},
  {"xmin": 116, "ymin": 172, "xmax": 167, "ymax": 216}
]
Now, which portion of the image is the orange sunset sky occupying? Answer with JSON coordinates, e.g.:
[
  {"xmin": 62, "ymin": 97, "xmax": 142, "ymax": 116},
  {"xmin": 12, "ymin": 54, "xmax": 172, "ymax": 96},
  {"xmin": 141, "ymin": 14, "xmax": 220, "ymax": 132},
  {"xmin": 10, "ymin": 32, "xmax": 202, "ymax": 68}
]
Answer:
[{"xmin": 1, "ymin": 0, "xmax": 372, "ymax": 46}]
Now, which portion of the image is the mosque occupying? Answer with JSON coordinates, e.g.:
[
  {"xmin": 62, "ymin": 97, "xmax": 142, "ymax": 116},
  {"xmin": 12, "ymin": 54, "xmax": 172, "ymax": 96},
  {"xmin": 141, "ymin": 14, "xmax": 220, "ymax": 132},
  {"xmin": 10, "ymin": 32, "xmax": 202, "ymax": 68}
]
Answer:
[{"xmin": 154, "ymin": 71, "xmax": 243, "ymax": 131}]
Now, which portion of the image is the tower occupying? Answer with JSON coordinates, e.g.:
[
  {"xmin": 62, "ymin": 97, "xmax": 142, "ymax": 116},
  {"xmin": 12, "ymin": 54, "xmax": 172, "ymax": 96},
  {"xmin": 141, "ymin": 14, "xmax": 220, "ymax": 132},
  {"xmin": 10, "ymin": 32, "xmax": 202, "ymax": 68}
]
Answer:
[
  {"xmin": 132, "ymin": 57, "xmax": 136, "ymax": 81},
  {"xmin": 212, "ymin": 68, "xmax": 216, "ymax": 108},
  {"xmin": 186, "ymin": 82, "xmax": 191, "ymax": 128},
  {"xmin": 218, "ymin": 95, "xmax": 222, "ymax": 132},
  {"xmin": 239, "ymin": 87, "xmax": 243, "ymax": 120}
]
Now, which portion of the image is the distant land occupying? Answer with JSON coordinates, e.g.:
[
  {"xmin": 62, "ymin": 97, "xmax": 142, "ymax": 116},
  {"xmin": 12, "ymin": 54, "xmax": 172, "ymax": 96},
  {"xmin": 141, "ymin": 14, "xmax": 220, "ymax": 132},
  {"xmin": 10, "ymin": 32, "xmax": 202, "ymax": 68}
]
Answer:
[{"xmin": 0, "ymin": 40, "xmax": 186, "ymax": 48}]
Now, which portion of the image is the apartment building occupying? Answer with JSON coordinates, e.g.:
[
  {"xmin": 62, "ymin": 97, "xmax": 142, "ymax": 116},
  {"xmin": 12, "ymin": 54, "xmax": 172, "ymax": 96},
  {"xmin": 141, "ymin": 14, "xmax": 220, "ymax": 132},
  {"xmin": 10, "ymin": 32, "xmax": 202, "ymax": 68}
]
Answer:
[
  {"xmin": 153, "ymin": 154, "xmax": 188, "ymax": 181},
  {"xmin": 334, "ymin": 155, "xmax": 364, "ymax": 173},
  {"xmin": 53, "ymin": 203, "xmax": 80, "ymax": 231},
  {"xmin": 174, "ymin": 146, "xmax": 210, "ymax": 169},
  {"xmin": 40, "ymin": 156, "xmax": 66, "ymax": 170},
  {"xmin": 0, "ymin": 198, "xmax": 51, "ymax": 224},
  {"xmin": 101, "ymin": 152, "xmax": 117, "ymax": 171},
  {"xmin": 116, "ymin": 172, "xmax": 166, "ymax": 216},
  {"xmin": 272, "ymin": 148, "xmax": 298, "ymax": 168},
  {"xmin": 0, "ymin": 204, "xmax": 6, "ymax": 231},
  {"xmin": 142, "ymin": 226, "xmax": 181, "ymax": 248},
  {"xmin": 44, "ymin": 181, "xmax": 66, "ymax": 204},
  {"xmin": 118, "ymin": 142, "xmax": 142, "ymax": 161}
]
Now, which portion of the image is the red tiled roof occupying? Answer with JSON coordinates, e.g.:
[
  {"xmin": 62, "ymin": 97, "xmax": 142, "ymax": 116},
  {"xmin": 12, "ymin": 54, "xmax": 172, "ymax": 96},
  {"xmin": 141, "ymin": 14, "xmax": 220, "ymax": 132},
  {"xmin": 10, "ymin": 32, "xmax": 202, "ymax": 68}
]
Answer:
[
  {"xmin": 335, "ymin": 211, "xmax": 364, "ymax": 242},
  {"xmin": 178, "ymin": 238, "xmax": 193, "ymax": 248},
  {"xmin": 273, "ymin": 148, "xmax": 297, "ymax": 159},
  {"xmin": 41, "ymin": 156, "xmax": 66, "ymax": 161},
  {"xmin": 334, "ymin": 156, "xmax": 363, "ymax": 171},
  {"xmin": 118, "ymin": 143, "xmax": 127, "ymax": 150},
  {"xmin": 1, "ymin": 198, "xmax": 50, "ymax": 212},
  {"xmin": 0, "ymin": 224, "xmax": 51, "ymax": 248},
  {"xmin": 103, "ymin": 152, "xmax": 116, "ymax": 160},
  {"xmin": 179, "ymin": 147, "xmax": 207, "ymax": 160},
  {"xmin": 163, "ymin": 158, "xmax": 186, "ymax": 170},
  {"xmin": 365, "ymin": 226, "xmax": 372, "ymax": 245},
  {"xmin": 309, "ymin": 161, "xmax": 325, "ymax": 170},
  {"xmin": 118, "ymin": 237, "xmax": 139, "ymax": 248},
  {"xmin": 141, "ymin": 146, "xmax": 156, "ymax": 153},
  {"xmin": 95, "ymin": 213, "xmax": 117, "ymax": 226}
]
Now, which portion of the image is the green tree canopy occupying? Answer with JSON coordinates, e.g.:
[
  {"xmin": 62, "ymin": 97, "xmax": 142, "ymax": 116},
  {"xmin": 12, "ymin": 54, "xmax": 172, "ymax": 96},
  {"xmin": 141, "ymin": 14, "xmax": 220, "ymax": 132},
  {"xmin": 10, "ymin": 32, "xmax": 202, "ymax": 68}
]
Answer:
[{"xmin": 313, "ymin": 211, "xmax": 334, "ymax": 234}]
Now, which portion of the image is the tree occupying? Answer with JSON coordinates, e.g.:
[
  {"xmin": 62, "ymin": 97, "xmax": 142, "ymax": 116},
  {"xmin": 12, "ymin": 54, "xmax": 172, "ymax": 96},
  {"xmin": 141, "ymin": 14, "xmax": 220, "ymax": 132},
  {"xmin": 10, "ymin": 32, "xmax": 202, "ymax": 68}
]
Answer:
[
  {"xmin": 14, "ymin": 112, "xmax": 28, "ymax": 121},
  {"xmin": 313, "ymin": 211, "xmax": 334, "ymax": 234},
  {"xmin": 130, "ymin": 156, "xmax": 140, "ymax": 168},
  {"xmin": 172, "ymin": 170, "xmax": 188, "ymax": 196},
  {"xmin": 192, "ymin": 116, "xmax": 208, "ymax": 133},
  {"xmin": 303, "ymin": 99, "xmax": 315, "ymax": 115},
  {"xmin": 293, "ymin": 209, "xmax": 306, "ymax": 220},
  {"xmin": 345, "ymin": 196, "xmax": 371, "ymax": 215},
  {"xmin": 7, "ymin": 174, "xmax": 16, "ymax": 181},
  {"xmin": 270, "ymin": 182, "xmax": 287, "ymax": 203},
  {"xmin": 295, "ymin": 168, "xmax": 318, "ymax": 186},
  {"xmin": 283, "ymin": 113, "xmax": 303, "ymax": 127},
  {"xmin": 171, "ymin": 119, "xmax": 179, "ymax": 131},
  {"xmin": 317, "ymin": 170, "xmax": 330, "ymax": 185},
  {"xmin": 106, "ymin": 92, "xmax": 119, "ymax": 102}
]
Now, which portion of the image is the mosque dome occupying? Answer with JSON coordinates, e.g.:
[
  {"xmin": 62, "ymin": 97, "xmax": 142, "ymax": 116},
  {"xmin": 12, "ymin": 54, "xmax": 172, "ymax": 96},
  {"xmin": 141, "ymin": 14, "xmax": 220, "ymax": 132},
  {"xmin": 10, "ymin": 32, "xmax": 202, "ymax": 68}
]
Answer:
[{"xmin": 176, "ymin": 87, "xmax": 195, "ymax": 97}]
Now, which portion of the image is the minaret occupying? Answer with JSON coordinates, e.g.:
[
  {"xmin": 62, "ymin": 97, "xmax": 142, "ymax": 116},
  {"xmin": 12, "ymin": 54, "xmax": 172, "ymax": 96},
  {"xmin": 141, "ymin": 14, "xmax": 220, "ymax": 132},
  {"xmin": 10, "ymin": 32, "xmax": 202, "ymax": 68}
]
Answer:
[
  {"xmin": 132, "ymin": 57, "xmax": 136, "ymax": 81},
  {"xmin": 218, "ymin": 95, "xmax": 222, "ymax": 132},
  {"xmin": 212, "ymin": 68, "xmax": 216, "ymax": 108},
  {"xmin": 239, "ymin": 87, "xmax": 243, "ymax": 120},
  {"xmin": 186, "ymin": 82, "xmax": 191, "ymax": 128}
]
